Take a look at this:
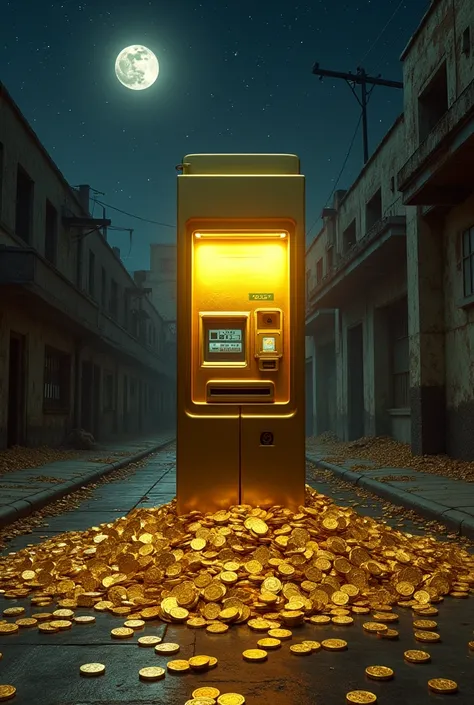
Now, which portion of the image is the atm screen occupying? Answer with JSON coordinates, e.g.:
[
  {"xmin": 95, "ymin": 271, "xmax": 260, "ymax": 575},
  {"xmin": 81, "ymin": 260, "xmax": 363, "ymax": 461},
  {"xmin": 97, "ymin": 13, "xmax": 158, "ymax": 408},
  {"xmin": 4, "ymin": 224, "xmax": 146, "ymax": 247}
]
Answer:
[{"xmin": 208, "ymin": 329, "xmax": 243, "ymax": 354}]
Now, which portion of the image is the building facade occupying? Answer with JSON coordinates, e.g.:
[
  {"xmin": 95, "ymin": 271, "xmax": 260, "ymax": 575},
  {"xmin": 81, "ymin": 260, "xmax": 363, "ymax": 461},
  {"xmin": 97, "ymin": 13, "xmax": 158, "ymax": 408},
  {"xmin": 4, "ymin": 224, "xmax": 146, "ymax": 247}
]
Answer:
[
  {"xmin": 0, "ymin": 82, "xmax": 175, "ymax": 449},
  {"xmin": 305, "ymin": 116, "xmax": 410, "ymax": 444},
  {"xmin": 306, "ymin": 0, "xmax": 474, "ymax": 459}
]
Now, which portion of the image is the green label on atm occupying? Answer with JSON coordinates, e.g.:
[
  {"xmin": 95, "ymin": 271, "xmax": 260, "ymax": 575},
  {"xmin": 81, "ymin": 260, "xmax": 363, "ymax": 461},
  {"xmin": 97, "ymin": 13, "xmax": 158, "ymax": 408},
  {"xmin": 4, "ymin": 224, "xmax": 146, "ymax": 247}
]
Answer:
[{"xmin": 249, "ymin": 293, "xmax": 274, "ymax": 301}]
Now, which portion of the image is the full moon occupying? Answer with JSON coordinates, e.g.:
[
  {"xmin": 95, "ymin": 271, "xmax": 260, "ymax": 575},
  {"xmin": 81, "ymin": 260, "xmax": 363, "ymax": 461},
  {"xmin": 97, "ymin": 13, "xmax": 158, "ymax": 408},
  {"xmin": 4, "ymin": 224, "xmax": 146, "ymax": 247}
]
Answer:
[{"xmin": 115, "ymin": 45, "xmax": 159, "ymax": 91}]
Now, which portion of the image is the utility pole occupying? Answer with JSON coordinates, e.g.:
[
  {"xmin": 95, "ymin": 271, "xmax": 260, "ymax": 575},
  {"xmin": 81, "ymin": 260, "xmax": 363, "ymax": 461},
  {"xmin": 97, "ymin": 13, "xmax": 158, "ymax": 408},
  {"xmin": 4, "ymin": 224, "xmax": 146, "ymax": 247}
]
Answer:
[{"xmin": 312, "ymin": 63, "xmax": 403, "ymax": 163}]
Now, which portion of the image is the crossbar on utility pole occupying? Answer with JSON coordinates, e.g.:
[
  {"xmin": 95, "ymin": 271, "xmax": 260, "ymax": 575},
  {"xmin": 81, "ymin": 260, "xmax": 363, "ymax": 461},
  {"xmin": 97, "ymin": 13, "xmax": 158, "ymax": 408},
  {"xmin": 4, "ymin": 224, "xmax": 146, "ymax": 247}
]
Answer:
[{"xmin": 312, "ymin": 63, "xmax": 403, "ymax": 163}]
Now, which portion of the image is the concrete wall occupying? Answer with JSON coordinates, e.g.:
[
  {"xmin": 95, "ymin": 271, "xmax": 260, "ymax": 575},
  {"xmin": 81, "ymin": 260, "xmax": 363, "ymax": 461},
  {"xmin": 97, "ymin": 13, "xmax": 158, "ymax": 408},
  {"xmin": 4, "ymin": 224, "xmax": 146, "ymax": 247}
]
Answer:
[
  {"xmin": 443, "ymin": 192, "xmax": 474, "ymax": 457},
  {"xmin": 401, "ymin": 0, "xmax": 474, "ymax": 153}
]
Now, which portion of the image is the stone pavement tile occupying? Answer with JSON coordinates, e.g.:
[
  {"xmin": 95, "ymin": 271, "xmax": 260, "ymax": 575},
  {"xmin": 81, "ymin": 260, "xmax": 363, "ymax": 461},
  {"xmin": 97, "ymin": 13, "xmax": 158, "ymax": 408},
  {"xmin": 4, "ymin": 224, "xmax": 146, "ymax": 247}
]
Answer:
[{"xmin": 413, "ymin": 492, "xmax": 474, "ymax": 508}]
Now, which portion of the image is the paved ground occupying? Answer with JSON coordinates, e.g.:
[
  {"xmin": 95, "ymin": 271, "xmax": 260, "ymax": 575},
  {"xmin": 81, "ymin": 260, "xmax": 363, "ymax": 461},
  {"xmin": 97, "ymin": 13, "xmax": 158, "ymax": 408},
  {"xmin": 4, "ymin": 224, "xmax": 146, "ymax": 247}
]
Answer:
[
  {"xmin": 1, "ymin": 448, "xmax": 473, "ymax": 704},
  {"xmin": 0, "ymin": 432, "xmax": 175, "ymax": 528},
  {"xmin": 306, "ymin": 448, "xmax": 474, "ymax": 539}
]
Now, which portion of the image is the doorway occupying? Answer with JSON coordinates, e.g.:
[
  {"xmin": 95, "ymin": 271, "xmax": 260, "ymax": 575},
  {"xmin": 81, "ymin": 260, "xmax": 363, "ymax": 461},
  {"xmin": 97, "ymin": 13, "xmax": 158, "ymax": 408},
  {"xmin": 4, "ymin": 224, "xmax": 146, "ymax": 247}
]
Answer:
[
  {"xmin": 305, "ymin": 360, "xmax": 313, "ymax": 437},
  {"xmin": 347, "ymin": 323, "xmax": 364, "ymax": 440},
  {"xmin": 7, "ymin": 332, "xmax": 26, "ymax": 447},
  {"xmin": 81, "ymin": 362, "xmax": 101, "ymax": 439}
]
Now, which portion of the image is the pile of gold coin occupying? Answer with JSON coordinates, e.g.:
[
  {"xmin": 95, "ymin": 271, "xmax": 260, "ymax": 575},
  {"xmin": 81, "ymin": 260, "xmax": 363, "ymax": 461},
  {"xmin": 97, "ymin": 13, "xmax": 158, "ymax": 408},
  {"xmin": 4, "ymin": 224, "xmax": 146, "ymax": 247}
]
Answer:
[{"xmin": 0, "ymin": 485, "xmax": 472, "ymax": 638}]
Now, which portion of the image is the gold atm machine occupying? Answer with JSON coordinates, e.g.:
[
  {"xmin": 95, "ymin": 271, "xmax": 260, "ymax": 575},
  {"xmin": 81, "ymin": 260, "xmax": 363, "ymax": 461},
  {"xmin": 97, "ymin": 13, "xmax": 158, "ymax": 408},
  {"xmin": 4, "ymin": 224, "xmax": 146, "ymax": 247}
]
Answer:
[{"xmin": 176, "ymin": 153, "xmax": 305, "ymax": 514}]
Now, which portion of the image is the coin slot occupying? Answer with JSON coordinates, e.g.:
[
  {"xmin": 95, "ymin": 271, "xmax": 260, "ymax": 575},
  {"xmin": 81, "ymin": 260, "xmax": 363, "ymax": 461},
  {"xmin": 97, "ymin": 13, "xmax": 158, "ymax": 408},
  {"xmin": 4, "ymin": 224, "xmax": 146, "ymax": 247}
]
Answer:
[{"xmin": 206, "ymin": 381, "xmax": 274, "ymax": 403}]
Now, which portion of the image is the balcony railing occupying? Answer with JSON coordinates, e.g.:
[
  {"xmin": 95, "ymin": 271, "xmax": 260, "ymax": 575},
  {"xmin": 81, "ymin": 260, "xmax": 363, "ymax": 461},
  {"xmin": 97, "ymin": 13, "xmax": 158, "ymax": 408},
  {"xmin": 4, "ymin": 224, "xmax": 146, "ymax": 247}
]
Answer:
[{"xmin": 308, "ymin": 215, "xmax": 406, "ymax": 301}]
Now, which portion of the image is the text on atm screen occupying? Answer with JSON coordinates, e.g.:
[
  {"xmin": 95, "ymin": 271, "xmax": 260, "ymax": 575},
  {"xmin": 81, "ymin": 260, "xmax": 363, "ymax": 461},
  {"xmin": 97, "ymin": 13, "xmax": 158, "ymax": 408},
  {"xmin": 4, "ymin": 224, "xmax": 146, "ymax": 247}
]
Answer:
[{"xmin": 208, "ymin": 329, "xmax": 242, "ymax": 354}]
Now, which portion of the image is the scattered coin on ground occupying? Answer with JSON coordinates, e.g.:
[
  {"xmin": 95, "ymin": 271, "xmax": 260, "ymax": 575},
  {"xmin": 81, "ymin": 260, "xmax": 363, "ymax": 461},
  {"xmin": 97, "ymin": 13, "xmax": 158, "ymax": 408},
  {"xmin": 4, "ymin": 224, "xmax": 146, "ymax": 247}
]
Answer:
[
  {"xmin": 193, "ymin": 687, "xmax": 221, "ymax": 699},
  {"xmin": 167, "ymin": 659, "xmax": 191, "ymax": 673},
  {"xmin": 137, "ymin": 635, "xmax": 162, "ymax": 647},
  {"xmin": 321, "ymin": 639, "xmax": 348, "ymax": 651},
  {"xmin": 217, "ymin": 695, "xmax": 246, "ymax": 705},
  {"xmin": 138, "ymin": 666, "xmax": 165, "ymax": 681},
  {"xmin": 404, "ymin": 650, "xmax": 431, "ymax": 663},
  {"xmin": 110, "ymin": 627, "xmax": 134, "ymax": 639},
  {"xmin": 80, "ymin": 663, "xmax": 105, "ymax": 677},
  {"xmin": 428, "ymin": 678, "xmax": 458, "ymax": 694},
  {"xmin": 242, "ymin": 649, "xmax": 267, "ymax": 662},
  {"xmin": 155, "ymin": 642, "xmax": 180, "ymax": 655},
  {"xmin": 346, "ymin": 691, "xmax": 377, "ymax": 704},
  {"xmin": 0, "ymin": 685, "xmax": 16, "ymax": 702},
  {"xmin": 365, "ymin": 666, "xmax": 394, "ymax": 681}
]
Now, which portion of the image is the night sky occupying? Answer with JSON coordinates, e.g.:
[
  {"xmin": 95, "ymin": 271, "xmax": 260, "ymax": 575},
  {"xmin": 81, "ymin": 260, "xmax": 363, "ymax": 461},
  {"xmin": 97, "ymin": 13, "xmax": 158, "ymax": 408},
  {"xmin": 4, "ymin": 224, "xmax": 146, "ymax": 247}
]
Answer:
[{"xmin": 2, "ymin": 0, "xmax": 429, "ymax": 271}]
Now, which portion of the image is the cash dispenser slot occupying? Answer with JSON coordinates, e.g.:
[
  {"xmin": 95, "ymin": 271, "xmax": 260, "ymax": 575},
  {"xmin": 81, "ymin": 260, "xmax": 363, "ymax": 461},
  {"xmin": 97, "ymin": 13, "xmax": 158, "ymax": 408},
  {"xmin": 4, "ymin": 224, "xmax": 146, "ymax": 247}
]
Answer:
[{"xmin": 206, "ymin": 380, "xmax": 275, "ymax": 403}]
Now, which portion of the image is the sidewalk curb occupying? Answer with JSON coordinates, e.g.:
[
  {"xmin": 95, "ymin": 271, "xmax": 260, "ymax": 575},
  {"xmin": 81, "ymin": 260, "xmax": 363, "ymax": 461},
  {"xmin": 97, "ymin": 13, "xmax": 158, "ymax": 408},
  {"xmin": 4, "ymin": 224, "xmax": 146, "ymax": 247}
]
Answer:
[
  {"xmin": 306, "ymin": 454, "xmax": 474, "ymax": 540},
  {"xmin": 0, "ymin": 437, "xmax": 175, "ymax": 530}
]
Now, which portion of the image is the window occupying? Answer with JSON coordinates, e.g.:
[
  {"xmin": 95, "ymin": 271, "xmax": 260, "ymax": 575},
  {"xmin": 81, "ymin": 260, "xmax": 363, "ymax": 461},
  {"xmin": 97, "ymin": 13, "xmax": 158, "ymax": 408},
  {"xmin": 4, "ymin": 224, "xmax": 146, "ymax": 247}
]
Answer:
[
  {"xmin": 316, "ymin": 258, "xmax": 323, "ymax": 283},
  {"xmin": 342, "ymin": 219, "xmax": 356, "ymax": 253},
  {"xmin": 161, "ymin": 257, "xmax": 175, "ymax": 274},
  {"xmin": 88, "ymin": 250, "xmax": 95, "ymax": 297},
  {"xmin": 306, "ymin": 269, "xmax": 312, "ymax": 295},
  {"xmin": 123, "ymin": 290, "xmax": 129, "ymax": 329},
  {"xmin": 389, "ymin": 298, "xmax": 409, "ymax": 409},
  {"xmin": 101, "ymin": 267, "xmax": 106, "ymax": 307},
  {"xmin": 366, "ymin": 188, "xmax": 382, "ymax": 232},
  {"xmin": 43, "ymin": 346, "xmax": 71, "ymax": 412},
  {"xmin": 15, "ymin": 165, "xmax": 34, "ymax": 243},
  {"xmin": 462, "ymin": 225, "xmax": 474, "ymax": 298},
  {"xmin": 103, "ymin": 372, "xmax": 114, "ymax": 411},
  {"xmin": 110, "ymin": 279, "xmax": 119, "ymax": 318},
  {"xmin": 327, "ymin": 246, "xmax": 334, "ymax": 271},
  {"xmin": 44, "ymin": 201, "xmax": 58, "ymax": 265},
  {"xmin": 418, "ymin": 61, "xmax": 448, "ymax": 143},
  {"xmin": 462, "ymin": 26, "xmax": 471, "ymax": 55}
]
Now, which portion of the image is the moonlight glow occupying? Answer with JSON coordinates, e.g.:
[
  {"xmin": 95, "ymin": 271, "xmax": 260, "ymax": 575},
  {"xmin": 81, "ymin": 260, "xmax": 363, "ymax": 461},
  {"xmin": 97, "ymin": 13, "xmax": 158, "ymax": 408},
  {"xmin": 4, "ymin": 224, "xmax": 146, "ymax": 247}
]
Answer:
[{"xmin": 115, "ymin": 45, "xmax": 159, "ymax": 91}]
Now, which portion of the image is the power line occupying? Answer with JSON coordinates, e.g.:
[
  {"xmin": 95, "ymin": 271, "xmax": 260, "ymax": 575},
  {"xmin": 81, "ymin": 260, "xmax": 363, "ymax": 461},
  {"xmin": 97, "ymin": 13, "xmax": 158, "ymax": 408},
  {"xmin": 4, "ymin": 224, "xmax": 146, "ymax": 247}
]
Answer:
[
  {"xmin": 306, "ymin": 112, "xmax": 363, "ymax": 240},
  {"xmin": 312, "ymin": 64, "xmax": 403, "ymax": 163},
  {"xmin": 359, "ymin": 0, "xmax": 407, "ymax": 65},
  {"xmin": 94, "ymin": 199, "xmax": 176, "ymax": 229}
]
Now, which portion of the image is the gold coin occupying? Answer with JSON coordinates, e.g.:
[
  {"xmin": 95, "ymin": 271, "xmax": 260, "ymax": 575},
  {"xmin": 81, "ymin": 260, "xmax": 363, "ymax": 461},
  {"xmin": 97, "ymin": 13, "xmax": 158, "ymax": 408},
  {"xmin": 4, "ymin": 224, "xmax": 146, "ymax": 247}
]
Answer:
[
  {"xmin": 193, "ymin": 687, "xmax": 221, "ymax": 699},
  {"xmin": 321, "ymin": 639, "xmax": 348, "ymax": 651},
  {"xmin": 111, "ymin": 627, "xmax": 134, "ymax": 639},
  {"xmin": 74, "ymin": 615, "xmax": 96, "ymax": 624},
  {"xmin": 217, "ymin": 695, "xmax": 246, "ymax": 705},
  {"xmin": 49, "ymin": 620, "xmax": 72, "ymax": 630},
  {"xmin": 372, "ymin": 613, "xmax": 398, "ymax": 623},
  {"xmin": 206, "ymin": 623, "xmax": 229, "ymax": 634},
  {"xmin": 31, "ymin": 613, "xmax": 52, "ymax": 621},
  {"xmin": 15, "ymin": 618, "xmax": 37, "ymax": 628},
  {"xmin": 413, "ymin": 619, "xmax": 437, "ymax": 630},
  {"xmin": 242, "ymin": 649, "xmax": 267, "ymax": 662},
  {"xmin": 468, "ymin": 641, "xmax": 474, "ymax": 651},
  {"xmin": 185, "ymin": 699, "xmax": 217, "ymax": 705},
  {"xmin": 346, "ymin": 691, "xmax": 377, "ymax": 704},
  {"xmin": 155, "ymin": 642, "xmax": 180, "ymax": 655},
  {"xmin": 332, "ymin": 616, "xmax": 354, "ymax": 625},
  {"xmin": 0, "ymin": 685, "xmax": 16, "ymax": 702},
  {"xmin": 365, "ymin": 666, "xmax": 394, "ymax": 681},
  {"xmin": 137, "ymin": 636, "xmax": 162, "ymax": 647},
  {"xmin": 257, "ymin": 638, "xmax": 281, "ymax": 650},
  {"xmin": 332, "ymin": 591, "xmax": 349, "ymax": 606},
  {"xmin": 414, "ymin": 630, "xmax": 440, "ymax": 643},
  {"xmin": 309, "ymin": 615, "xmax": 331, "ymax": 625},
  {"xmin": 138, "ymin": 666, "xmax": 166, "ymax": 681},
  {"xmin": 38, "ymin": 622, "xmax": 59, "ymax": 633},
  {"xmin": 404, "ymin": 649, "xmax": 431, "ymax": 663},
  {"xmin": 80, "ymin": 663, "xmax": 106, "ymax": 677},
  {"xmin": 170, "ymin": 607, "xmax": 189, "ymax": 622},
  {"xmin": 2, "ymin": 607, "xmax": 25, "ymax": 617},
  {"xmin": 123, "ymin": 619, "xmax": 145, "ymax": 629},
  {"xmin": 303, "ymin": 640, "xmax": 321, "ymax": 652},
  {"xmin": 362, "ymin": 622, "xmax": 387, "ymax": 634},
  {"xmin": 378, "ymin": 629, "xmax": 399, "ymax": 640},
  {"xmin": 207, "ymin": 656, "xmax": 218, "ymax": 669},
  {"xmin": 187, "ymin": 617, "xmax": 208, "ymax": 629},
  {"xmin": 189, "ymin": 655, "xmax": 211, "ymax": 670},
  {"xmin": 290, "ymin": 643, "xmax": 312, "ymax": 655},
  {"xmin": 0, "ymin": 624, "xmax": 18, "ymax": 635},
  {"xmin": 53, "ymin": 609, "xmax": 74, "ymax": 618},
  {"xmin": 167, "ymin": 659, "xmax": 190, "ymax": 673},
  {"xmin": 428, "ymin": 678, "xmax": 458, "ymax": 694},
  {"xmin": 268, "ymin": 628, "xmax": 292, "ymax": 640}
]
